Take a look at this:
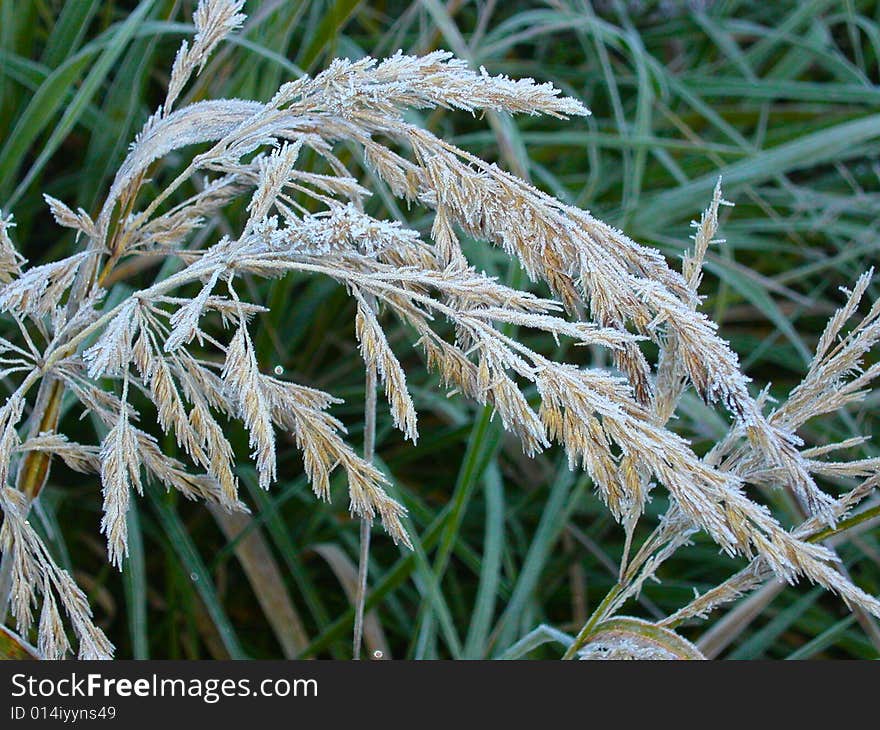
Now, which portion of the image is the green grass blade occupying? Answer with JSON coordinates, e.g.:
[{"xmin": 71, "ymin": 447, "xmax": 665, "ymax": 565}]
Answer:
[
  {"xmin": 147, "ymin": 483, "xmax": 248, "ymax": 659},
  {"xmin": 210, "ymin": 504, "xmax": 309, "ymax": 658},
  {"xmin": 497, "ymin": 624, "xmax": 573, "ymax": 660},
  {"xmin": 493, "ymin": 467, "xmax": 580, "ymax": 652},
  {"xmin": 786, "ymin": 615, "xmax": 858, "ymax": 660},
  {"xmin": 728, "ymin": 588, "xmax": 824, "ymax": 659},
  {"xmin": 6, "ymin": 0, "xmax": 157, "ymax": 208},
  {"xmin": 42, "ymin": 0, "xmax": 103, "ymax": 69},
  {"xmin": 123, "ymin": 499, "xmax": 149, "ymax": 659},
  {"xmin": 634, "ymin": 114, "xmax": 880, "ymax": 230},
  {"xmin": 296, "ymin": 0, "xmax": 362, "ymax": 72},
  {"xmin": 463, "ymin": 463, "xmax": 505, "ymax": 659}
]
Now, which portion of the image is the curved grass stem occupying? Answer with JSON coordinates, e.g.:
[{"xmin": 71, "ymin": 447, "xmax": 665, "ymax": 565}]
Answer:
[{"xmin": 561, "ymin": 582, "xmax": 624, "ymax": 660}]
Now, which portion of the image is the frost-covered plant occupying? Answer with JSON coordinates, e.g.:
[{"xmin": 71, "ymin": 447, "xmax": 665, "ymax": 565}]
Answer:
[{"xmin": 0, "ymin": 0, "xmax": 879, "ymax": 660}]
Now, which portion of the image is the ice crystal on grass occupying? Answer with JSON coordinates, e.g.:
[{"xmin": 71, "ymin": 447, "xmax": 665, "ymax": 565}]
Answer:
[{"xmin": 0, "ymin": 0, "xmax": 879, "ymax": 659}]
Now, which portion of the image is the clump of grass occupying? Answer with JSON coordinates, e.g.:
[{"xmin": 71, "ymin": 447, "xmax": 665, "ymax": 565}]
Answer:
[{"xmin": 0, "ymin": 0, "xmax": 879, "ymax": 660}]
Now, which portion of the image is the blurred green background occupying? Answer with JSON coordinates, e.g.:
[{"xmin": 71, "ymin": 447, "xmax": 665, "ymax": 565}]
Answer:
[{"xmin": 1, "ymin": 0, "xmax": 879, "ymax": 659}]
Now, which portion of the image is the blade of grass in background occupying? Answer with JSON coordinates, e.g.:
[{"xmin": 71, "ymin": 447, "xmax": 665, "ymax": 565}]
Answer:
[
  {"xmin": 147, "ymin": 484, "xmax": 247, "ymax": 659},
  {"xmin": 3, "ymin": 0, "xmax": 158, "ymax": 208},
  {"xmin": 462, "ymin": 463, "xmax": 505, "ymax": 659},
  {"xmin": 123, "ymin": 500, "xmax": 149, "ymax": 659},
  {"xmin": 3, "ymin": 0, "xmax": 879, "ymax": 660},
  {"xmin": 210, "ymin": 504, "xmax": 310, "ymax": 658}
]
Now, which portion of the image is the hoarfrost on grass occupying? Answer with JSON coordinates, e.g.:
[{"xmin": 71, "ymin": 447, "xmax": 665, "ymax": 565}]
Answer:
[{"xmin": 0, "ymin": 0, "xmax": 878, "ymax": 660}]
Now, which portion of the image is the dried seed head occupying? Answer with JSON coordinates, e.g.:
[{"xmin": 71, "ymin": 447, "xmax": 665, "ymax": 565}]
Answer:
[{"xmin": 1, "ymin": 0, "xmax": 879, "ymax": 661}]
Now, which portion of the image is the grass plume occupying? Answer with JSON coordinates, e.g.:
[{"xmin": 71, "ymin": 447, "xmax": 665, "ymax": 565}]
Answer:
[{"xmin": 0, "ymin": 0, "xmax": 879, "ymax": 660}]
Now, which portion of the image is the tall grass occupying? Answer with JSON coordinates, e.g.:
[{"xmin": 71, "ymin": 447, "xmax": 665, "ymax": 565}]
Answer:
[{"xmin": 0, "ymin": 0, "xmax": 879, "ymax": 660}]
